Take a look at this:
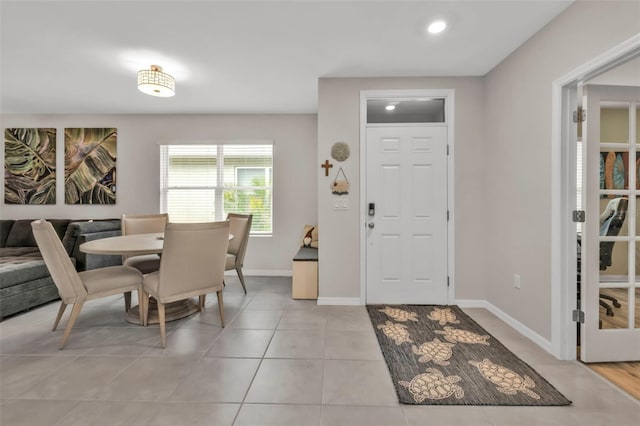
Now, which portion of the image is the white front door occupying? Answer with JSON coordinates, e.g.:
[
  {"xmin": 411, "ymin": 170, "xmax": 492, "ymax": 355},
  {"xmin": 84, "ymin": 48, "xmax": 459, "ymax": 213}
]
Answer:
[
  {"xmin": 581, "ymin": 84, "xmax": 640, "ymax": 362},
  {"xmin": 365, "ymin": 125, "xmax": 448, "ymax": 304}
]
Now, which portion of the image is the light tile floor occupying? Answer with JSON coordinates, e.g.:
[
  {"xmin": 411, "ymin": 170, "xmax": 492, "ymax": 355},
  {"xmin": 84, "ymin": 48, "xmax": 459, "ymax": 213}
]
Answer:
[{"xmin": 1, "ymin": 276, "xmax": 638, "ymax": 425}]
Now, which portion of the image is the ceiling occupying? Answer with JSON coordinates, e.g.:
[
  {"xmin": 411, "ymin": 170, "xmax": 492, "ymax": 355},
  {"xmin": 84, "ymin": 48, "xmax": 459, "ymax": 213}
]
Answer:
[{"xmin": 0, "ymin": 0, "xmax": 573, "ymax": 115}]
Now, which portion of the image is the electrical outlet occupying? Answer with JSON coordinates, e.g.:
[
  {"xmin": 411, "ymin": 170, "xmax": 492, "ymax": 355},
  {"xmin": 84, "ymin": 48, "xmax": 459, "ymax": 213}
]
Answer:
[{"xmin": 514, "ymin": 274, "xmax": 521, "ymax": 289}]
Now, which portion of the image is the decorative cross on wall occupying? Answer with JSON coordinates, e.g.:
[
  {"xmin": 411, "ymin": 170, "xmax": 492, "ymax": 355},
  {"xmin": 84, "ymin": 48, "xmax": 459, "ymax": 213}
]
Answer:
[{"xmin": 321, "ymin": 160, "xmax": 333, "ymax": 177}]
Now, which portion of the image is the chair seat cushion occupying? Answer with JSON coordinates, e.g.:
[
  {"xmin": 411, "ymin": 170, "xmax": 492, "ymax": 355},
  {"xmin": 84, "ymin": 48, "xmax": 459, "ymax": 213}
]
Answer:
[
  {"xmin": 124, "ymin": 254, "xmax": 161, "ymax": 274},
  {"xmin": 225, "ymin": 253, "xmax": 236, "ymax": 269},
  {"xmin": 80, "ymin": 265, "xmax": 142, "ymax": 297},
  {"xmin": 142, "ymin": 271, "xmax": 160, "ymax": 297}
]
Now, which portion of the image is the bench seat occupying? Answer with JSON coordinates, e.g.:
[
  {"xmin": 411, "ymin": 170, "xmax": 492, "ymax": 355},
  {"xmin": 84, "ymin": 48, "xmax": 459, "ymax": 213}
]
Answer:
[{"xmin": 292, "ymin": 247, "xmax": 318, "ymax": 299}]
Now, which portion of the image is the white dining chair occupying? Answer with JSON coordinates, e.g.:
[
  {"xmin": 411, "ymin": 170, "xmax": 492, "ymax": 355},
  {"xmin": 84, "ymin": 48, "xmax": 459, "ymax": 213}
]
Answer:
[
  {"xmin": 141, "ymin": 221, "xmax": 229, "ymax": 347},
  {"xmin": 31, "ymin": 220, "xmax": 144, "ymax": 349}
]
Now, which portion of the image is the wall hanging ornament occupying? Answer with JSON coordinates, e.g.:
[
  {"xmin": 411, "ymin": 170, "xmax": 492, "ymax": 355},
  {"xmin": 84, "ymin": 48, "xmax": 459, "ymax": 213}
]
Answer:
[
  {"xmin": 331, "ymin": 141, "xmax": 350, "ymax": 162},
  {"xmin": 331, "ymin": 167, "xmax": 350, "ymax": 195}
]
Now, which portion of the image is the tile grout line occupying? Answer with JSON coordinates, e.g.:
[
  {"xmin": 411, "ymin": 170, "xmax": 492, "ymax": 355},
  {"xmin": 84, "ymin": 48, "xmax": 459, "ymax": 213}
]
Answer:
[{"xmin": 230, "ymin": 312, "xmax": 280, "ymax": 425}]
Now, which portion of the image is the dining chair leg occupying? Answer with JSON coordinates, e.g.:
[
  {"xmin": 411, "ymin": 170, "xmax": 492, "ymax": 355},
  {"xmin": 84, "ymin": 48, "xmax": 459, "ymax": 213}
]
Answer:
[
  {"xmin": 52, "ymin": 302, "xmax": 67, "ymax": 331},
  {"xmin": 137, "ymin": 289, "xmax": 144, "ymax": 324},
  {"xmin": 59, "ymin": 302, "xmax": 83, "ymax": 350},
  {"xmin": 198, "ymin": 294, "xmax": 205, "ymax": 311},
  {"xmin": 141, "ymin": 291, "xmax": 150, "ymax": 326},
  {"xmin": 216, "ymin": 290, "xmax": 225, "ymax": 327},
  {"xmin": 236, "ymin": 267, "xmax": 247, "ymax": 294},
  {"xmin": 124, "ymin": 291, "xmax": 132, "ymax": 312},
  {"xmin": 158, "ymin": 302, "xmax": 166, "ymax": 348}
]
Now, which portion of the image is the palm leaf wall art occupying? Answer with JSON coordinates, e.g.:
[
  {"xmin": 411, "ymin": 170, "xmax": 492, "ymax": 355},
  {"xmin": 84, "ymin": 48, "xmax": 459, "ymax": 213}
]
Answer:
[
  {"xmin": 64, "ymin": 128, "xmax": 117, "ymax": 204},
  {"xmin": 4, "ymin": 128, "xmax": 57, "ymax": 204}
]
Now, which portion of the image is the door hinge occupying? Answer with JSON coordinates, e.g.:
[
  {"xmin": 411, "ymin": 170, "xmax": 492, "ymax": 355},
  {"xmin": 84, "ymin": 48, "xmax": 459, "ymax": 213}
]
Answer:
[
  {"xmin": 573, "ymin": 107, "xmax": 586, "ymax": 124},
  {"xmin": 572, "ymin": 309, "xmax": 585, "ymax": 323},
  {"xmin": 447, "ymin": 210, "xmax": 449, "ymax": 221},
  {"xmin": 446, "ymin": 144, "xmax": 450, "ymax": 155},
  {"xmin": 572, "ymin": 210, "xmax": 585, "ymax": 223},
  {"xmin": 447, "ymin": 276, "xmax": 450, "ymax": 287}
]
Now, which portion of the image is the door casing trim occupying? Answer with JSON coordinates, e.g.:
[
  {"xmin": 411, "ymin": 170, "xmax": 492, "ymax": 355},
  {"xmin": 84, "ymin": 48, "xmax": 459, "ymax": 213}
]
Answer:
[
  {"xmin": 359, "ymin": 89, "xmax": 456, "ymax": 305},
  {"xmin": 551, "ymin": 33, "xmax": 640, "ymax": 360}
]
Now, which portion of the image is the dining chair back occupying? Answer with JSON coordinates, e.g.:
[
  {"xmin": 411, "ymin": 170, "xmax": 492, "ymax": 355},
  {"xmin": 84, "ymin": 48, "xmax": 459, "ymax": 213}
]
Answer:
[
  {"xmin": 121, "ymin": 213, "xmax": 169, "ymax": 236},
  {"xmin": 120, "ymin": 213, "xmax": 169, "ymax": 310},
  {"xmin": 225, "ymin": 213, "xmax": 253, "ymax": 294},
  {"xmin": 32, "ymin": 219, "xmax": 87, "ymax": 303},
  {"xmin": 142, "ymin": 221, "xmax": 230, "ymax": 347}
]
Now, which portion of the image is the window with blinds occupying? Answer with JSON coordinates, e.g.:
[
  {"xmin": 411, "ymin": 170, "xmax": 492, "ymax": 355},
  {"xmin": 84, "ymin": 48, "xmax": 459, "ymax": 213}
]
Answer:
[{"xmin": 160, "ymin": 144, "xmax": 273, "ymax": 234}]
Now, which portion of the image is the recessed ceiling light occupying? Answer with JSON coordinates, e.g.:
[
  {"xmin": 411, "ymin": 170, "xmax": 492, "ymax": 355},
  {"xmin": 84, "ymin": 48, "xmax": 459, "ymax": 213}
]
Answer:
[
  {"xmin": 428, "ymin": 20, "xmax": 447, "ymax": 34},
  {"xmin": 385, "ymin": 105, "xmax": 396, "ymax": 111}
]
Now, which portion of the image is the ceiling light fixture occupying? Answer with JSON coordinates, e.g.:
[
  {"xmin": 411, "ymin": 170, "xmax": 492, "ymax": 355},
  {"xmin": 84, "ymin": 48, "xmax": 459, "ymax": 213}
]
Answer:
[
  {"xmin": 427, "ymin": 20, "xmax": 447, "ymax": 34},
  {"xmin": 137, "ymin": 65, "xmax": 175, "ymax": 97},
  {"xmin": 385, "ymin": 105, "xmax": 396, "ymax": 111}
]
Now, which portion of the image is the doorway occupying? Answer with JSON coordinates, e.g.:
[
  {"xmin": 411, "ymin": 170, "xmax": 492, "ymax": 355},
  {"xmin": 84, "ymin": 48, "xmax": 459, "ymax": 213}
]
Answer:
[
  {"xmin": 359, "ymin": 90, "xmax": 455, "ymax": 304},
  {"xmin": 551, "ymin": 34, "xmax": 640, "ymax": 361}
]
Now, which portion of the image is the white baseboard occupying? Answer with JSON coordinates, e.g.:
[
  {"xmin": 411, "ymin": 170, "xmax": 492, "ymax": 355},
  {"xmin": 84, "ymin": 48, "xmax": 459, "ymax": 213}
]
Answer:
[
  {"xmin": 454, "ymin": 299, "xmax": 487, "ymax": 309},
  {"xmin": 454, "ymin": 299, "xmax": 553, "ymax": 355},
  {"xmin": 224, "ymin": 270, "xmax": 292, "ymax": 277},
  {"xmin": 317, "ymin": 297, "xmax": 362, "ymax": 306}
]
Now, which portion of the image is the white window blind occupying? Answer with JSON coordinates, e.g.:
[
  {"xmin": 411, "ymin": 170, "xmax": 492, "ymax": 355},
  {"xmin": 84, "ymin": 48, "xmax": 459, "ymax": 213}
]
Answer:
[{"xmin": 160, "ymin": 144, "xmax": 273, "ymax": 234}]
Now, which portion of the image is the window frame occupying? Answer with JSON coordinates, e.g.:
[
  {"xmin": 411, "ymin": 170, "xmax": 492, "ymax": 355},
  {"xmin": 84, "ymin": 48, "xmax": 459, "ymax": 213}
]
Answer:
[{"xmin": 159, "ymin": 141, "xmax": 274, "ymax": 236}]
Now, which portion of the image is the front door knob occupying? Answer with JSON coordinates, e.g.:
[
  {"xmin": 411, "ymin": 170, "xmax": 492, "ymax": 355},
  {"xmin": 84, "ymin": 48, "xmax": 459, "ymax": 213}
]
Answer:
[{"xmin": 368, "ymin": 222, "xmax": 375, "ymax": 229}]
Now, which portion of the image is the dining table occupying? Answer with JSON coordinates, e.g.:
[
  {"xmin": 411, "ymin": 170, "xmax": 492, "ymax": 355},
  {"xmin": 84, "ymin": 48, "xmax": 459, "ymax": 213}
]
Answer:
[{"xmin": 80, "ymin": 232, "xmax": 232, "ymax": 325}]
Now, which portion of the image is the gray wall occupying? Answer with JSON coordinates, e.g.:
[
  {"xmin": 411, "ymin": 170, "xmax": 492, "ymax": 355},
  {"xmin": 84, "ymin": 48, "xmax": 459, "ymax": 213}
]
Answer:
[
  {"xmin": 317, "ymin": 77, "xmax": 487, "ymax": 301},
  {"xmin": 483, "ymin": 0, "xmax": 640, "ymax": 339},
  {"xmin": 0, "ymin": 114, "xmax": 318, "ymax": 272}
]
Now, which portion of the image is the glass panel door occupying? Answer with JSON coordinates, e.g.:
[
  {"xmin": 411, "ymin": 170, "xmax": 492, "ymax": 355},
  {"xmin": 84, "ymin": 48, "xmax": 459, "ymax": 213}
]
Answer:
[{"xmin": 582, "ymin": 85, "xmax": 640, "ymax": 362}]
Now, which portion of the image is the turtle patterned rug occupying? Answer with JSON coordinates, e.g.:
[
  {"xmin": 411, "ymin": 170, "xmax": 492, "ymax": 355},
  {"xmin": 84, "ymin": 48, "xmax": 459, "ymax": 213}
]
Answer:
[{"xmin": 367, "ymin": 305, "xmax": 571, "ymax": 406}]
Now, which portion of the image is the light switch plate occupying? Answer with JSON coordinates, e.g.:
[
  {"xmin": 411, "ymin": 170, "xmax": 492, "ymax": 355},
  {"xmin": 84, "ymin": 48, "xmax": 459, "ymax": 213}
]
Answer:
[{"xmin": 333, "ymin": 198, "xmax": 349, "ymax": 210}]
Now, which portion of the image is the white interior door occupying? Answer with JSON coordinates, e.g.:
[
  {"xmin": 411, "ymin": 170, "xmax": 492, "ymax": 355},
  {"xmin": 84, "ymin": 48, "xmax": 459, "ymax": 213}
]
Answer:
[
  {"xmin": 366, "ymin": 125, "xmax": 448, "ymax": 304},
  {"xmin": 581, "ymin": 84, "xmax": 640, "ymax": 362}
]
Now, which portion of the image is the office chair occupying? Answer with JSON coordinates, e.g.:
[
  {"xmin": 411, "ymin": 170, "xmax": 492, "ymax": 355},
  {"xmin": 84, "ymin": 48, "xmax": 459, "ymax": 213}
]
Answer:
[
  {"xmin": 576, "ymin": 197, "xmax": 628, "ymax": 319},
  {"xmin": 597, "ymin": 197, "xmax": 627, "ymax": 315}
]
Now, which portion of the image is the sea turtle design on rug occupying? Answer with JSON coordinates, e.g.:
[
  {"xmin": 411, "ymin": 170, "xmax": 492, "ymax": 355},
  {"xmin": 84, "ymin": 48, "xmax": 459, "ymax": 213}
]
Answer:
[
  {"xmin": 411, "ymin": 338, "xmax": 455, "ymax": 365},
  {"xmin": 468, "ymin": 358, "xmax": 540, "ymax": 400},
  {"xmin": 378, "ymin": 307, "xmax": 419, "ymax": 322},
  {"xmin": 399, "ymin": 367, "xmax": 464, "ymax": 402},
  {"xmin": 427, "ymin": 307, "xmax": 460, "ymax": 326},
  {"xmin": 434, "ymin": 326, "xmax": 490, "ymax": 345},
  {"xmin": 377, "ymin": 321, "xmax": 413, "ymax": 345}
]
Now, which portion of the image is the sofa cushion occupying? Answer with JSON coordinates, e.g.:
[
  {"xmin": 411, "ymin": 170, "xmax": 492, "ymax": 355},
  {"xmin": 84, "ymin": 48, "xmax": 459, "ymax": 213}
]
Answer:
[
  {"xmin": 0, "ymin": 276, "xmax": 59, "ymax": 320},
  {"xmin": 0, "ymin": 220, "xmax": 14, "ymax": 248},
  {"xmin": 0, "ymin": 247, "xmax": 41, "ymax": 257},
  {"xmin": 5, "ymin": 219, "xmax": 71, "ymax": 248},
  {"xmin": 62, "ymin": 219, "xmax": 121, "ymax": 255},
  {"xmin": 0, "ymin": 258, "xmax": 51, "ymax": 288}
]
